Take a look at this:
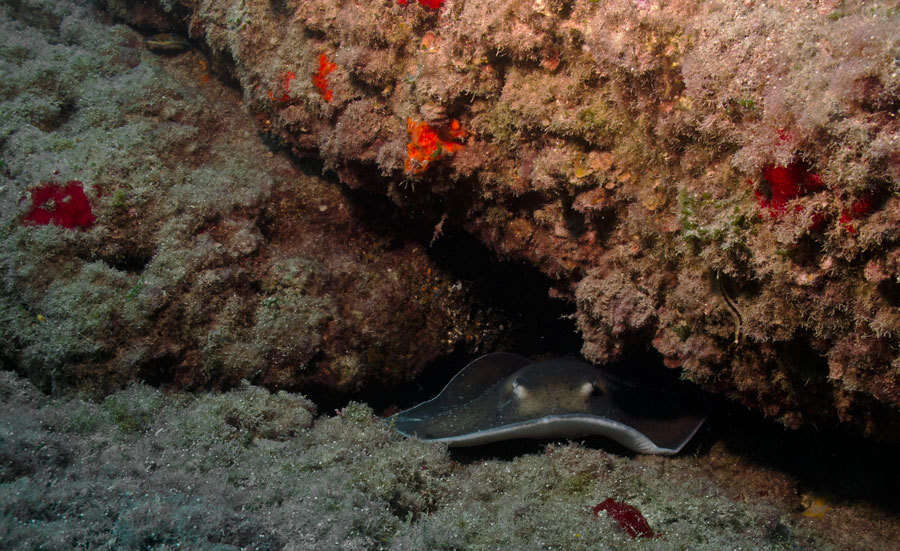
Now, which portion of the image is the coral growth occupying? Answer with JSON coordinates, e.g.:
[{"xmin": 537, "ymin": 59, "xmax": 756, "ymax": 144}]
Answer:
[
  {"xmin": 0, "ymin": 1, "xmax": 489, "ymax": 396},
  {"xmin": 268, "ymin": 71, "xmax": 296, "ymax": 102},
  {"xmin": 397, "ymin": 0, "xmax": 445, "ymax": 10},
  {"xmin": 840, "ymin": 192, "xmax": 877, "ymax": 234}
]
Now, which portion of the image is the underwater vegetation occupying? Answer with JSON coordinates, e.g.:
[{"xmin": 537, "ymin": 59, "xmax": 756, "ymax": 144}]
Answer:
[
  {"xmin": 0, "ymin": 0, "xmax": 492, "ymax": 397},
  {"xmin": 2, "ymin": 0, "xmax": 897, "ymax": 453},
  {"xmin": 0, "ymin": 0, "xmax": 898, "ymax": 548}
]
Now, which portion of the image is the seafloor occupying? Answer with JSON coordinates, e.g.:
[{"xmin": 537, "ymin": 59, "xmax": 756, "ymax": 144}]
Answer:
[
  {"xmin": 3, "ymin": 370, "xmax": 900, "ymax": 550},
  {"xmin": 1, "ymin": 0, "xmax": 898, "ymax": 549}
]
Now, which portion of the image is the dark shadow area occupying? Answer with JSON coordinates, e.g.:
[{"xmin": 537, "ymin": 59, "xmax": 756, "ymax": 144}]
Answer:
[
  {"xmin": 878, "ymin": 276, "xmax": 900, "ymax": 307},
  {"xmin": 702, "ymin": 395, "xmax": 900, "ymax": 514},
  {"xmin": 427, "ymin": 227, "xmax": 583, "ymax": 353},
  {"xmin": 287, "ymin": 156, "xmax": 585, "ymax": 414},
  {"xmin": 137, "ymin": 353, "xmax": 179, "ymax": 387}
]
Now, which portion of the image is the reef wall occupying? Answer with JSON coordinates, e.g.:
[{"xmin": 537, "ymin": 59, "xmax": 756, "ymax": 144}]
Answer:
[
  {"xmin": 2, "ymin": 0, "xmax": 897, "ymax": 438},
  {"xmin": 104, "ymin": 0, "xmax": 898, "ymax": 437}
]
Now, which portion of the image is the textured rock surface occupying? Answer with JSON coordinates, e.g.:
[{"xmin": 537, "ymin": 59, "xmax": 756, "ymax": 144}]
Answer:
[
  {"xmin": 0, "ymin": 0, "xmax": 498, "ymax": 397},
  {"xmin": 3, "ymin": 370, "xmax": 899, "ymax": 550},
  {"xmin": 96, "ymin": 0, "xmax": 899, "ymax": 437}
]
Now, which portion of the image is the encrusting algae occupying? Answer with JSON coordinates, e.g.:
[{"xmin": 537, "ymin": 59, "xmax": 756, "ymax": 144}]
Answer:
[{"xmin": 404, "ymin": 118, "xmax": 465, "ymax": 174}]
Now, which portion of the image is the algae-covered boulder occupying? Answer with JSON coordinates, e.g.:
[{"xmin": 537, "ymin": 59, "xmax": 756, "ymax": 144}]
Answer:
[{"xmin": 0, "ymin": 0, "xmax": 494, "ymax": 397}]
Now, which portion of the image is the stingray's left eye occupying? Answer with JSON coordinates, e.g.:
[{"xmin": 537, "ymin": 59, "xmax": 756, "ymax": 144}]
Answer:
[
  {"xmin": 578, "ymin": 381, "xmax": 603, "ymax": 398},
  {"xmin": 512, "ymin": 379, "xmax": 529, "ymax": 400}
]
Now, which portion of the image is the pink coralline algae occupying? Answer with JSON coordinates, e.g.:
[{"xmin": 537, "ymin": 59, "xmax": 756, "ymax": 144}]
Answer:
[
  {"xmin": 592, "ymin": 498, "xmax": 655, "ymax": 538},
  {"xmin": 753, "ymin": 162, "xmax": 825, "ymax": 218},
  {"xmin": 22, "ymin": 181, "xmax": 96, "ymax": 230}
]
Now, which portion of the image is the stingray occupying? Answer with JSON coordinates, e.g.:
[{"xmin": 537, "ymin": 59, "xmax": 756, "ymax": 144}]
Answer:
[{"xmin": 391, "ymin": 352, "xmax": 706, "ymax": 454}]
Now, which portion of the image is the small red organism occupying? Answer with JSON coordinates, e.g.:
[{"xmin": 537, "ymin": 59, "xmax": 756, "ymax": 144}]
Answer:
[
  {"xmin": 405, "ymin": 118, "xmax": 465, "ymax": 174},
  {"xmin": 447, "ymin": 118, "xmax": 467, "ymax": 141},
  {"xmin": 312, "ymin": 53, "xmax": 337, "ymax": 102},
  {"xmin": 839, "ymin": 192, "xmax": 876, "ymax": 234},
  {"xmin": 754, "ymin": 162, "xmax": 825, "ymax": 219},
  {"xmin": 776, "ymin": 127, "xmax": 793, "ymax": 143},
  {"xmin": 268, "ymin": 71, "xmax": 296, "ymax": 103},
  {"xmin": 592, "ymin": 498, "xmax": 655, "ymax": 538},
  {"xmin": 22, "ymin": 181, "xmax": 95, "ymax": 230},
  {"xmin": 397, "ymin": 0, "xmax": 445, "ymax": 9}
]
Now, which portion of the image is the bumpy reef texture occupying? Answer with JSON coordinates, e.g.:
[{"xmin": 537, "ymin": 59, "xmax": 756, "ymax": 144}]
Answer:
[
  {"xmin": 98, "ymin": 0, "xmax": 899, "ymax": 437},
  {"xmin": 4, "ymin": 370, "xmax": 900, "ymax": 550},
  {"xmin": 0, "ymin": 0, "xmax": 501, "ymax": 398},
  {"xmin": 1, "ymin": 3, "xmax": 898, "ymax": 547}
]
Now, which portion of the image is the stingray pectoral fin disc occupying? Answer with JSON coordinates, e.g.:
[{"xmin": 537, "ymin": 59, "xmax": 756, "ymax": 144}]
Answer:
[
  {"xmin": 392, "ymin": 352, "xmax": 530, "ymax": 439},
  {"xmin": 391, "ymin": 354, "xmax": 706, "ymax": 455},
  {"xmin": 618, "ymin": 412, "xmax": 706, "ymax": 454}
]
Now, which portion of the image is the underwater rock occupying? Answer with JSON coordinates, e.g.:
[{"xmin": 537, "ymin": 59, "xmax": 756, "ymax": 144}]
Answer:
[{"xmin": 83, "ymin": 0, "xmax": 900, "ymax": 438}]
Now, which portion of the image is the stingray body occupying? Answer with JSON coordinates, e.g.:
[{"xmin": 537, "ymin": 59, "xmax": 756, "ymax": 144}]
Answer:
[{"xmin": 391, "ymin": 352, "xmax": 705, "ymax": 454}]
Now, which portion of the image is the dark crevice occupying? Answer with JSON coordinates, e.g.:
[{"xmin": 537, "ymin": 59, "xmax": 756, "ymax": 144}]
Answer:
[
  {"xmin": 137, "ymin": 354, "xmax": 179, "ymax": 387},
  {"xmin": 788, "ymin": 234, "xmax": 825, "ymax": 267},
  {"xmin": 272, "ymin": 154, "xmax": 585, "ymax": 413},
  {"xmin": 877, "ymin": 277, "xmax": 900, "ymax": 307},
  {"xmin": 776, "ymin": 333, "xmax": 831, "ymax": 388},
  {"xmin": 35, "ymin": 98, "xmax": 75, "ymax": 132},
  {"xmin": 505, "ymin": 190, "xmax": 551, "ymax": 214},
  {"xmin": 561, "ymin": 196, "xmax": 587, "ymax": 238},
  {"xmin": 103, "ymin": 249, "xmax": 153, "ymax": 273},
  {"xmin": 706, "ymin": 395, "xmax": 900, "ymax": 514}
]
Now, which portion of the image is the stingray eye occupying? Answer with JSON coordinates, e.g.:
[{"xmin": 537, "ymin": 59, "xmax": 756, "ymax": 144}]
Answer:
[
  {"xmin": 579, "ymin": 380, "xmax": 604, "ymax": 398},
  {"xmin": 577, "ymin": 381, "xmax": 595, "ymax": 398},
  {"xmin": 512, "ymin": 379, "xmax": 529, "ymax": 401}
]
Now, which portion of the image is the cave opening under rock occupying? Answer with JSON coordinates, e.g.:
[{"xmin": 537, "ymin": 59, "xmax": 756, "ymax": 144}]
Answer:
[{"xmin": 287, "ymin": 157, "xmax": 691, "ymax": 418}]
